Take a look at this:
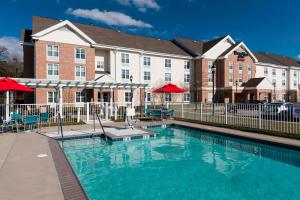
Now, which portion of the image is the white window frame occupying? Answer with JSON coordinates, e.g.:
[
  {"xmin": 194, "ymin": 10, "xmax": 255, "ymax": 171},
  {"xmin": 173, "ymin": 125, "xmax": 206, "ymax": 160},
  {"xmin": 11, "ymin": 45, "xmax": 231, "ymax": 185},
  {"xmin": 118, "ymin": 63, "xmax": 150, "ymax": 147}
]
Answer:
[
  {"xmin": 272, "ymin": 68, "xmax": 276, "ymax": 76},
  {"xmin": 165, "ymin": 59, "xmax": 171, "ymax": 69},
  {"xmin": 121, "ymin": 53, "xmax": 130, "ymax": 64},
  {"xmin": 47, "ymin": 45, "xmax": 59, "ymax": 61},
  {"xmin": 75, "ymin": 48, "xmax": 86, "ymax": 64},
  {"xmin": 229, "ymin": 73, "xmax": 234, "ymax": 83},
  {"xmin": 264, "ymin": 67, "xmax": 268, "ymax": 75},
  {"xmin": 146, "ymin": 92, "xmax": 151, "ymax": 102},
  {"xmin": 282, "ymin": 69, "xmax": 286, "ymax": 77},
  {"xmin": 75, "ymin": 65, "xmax": 86, "ymax": 81},
  {"xmin": 165, "ymin": 93, "xmax": 172, "ymax": 102},
  {"xmin": 96, "ymin": 60, "xmax": 105, "ymax": 70},
  {"xmin": 229, "ymin": 61, "xmax": 234, "ymax": 70},
  {"xmin": 282, "ymin": 79, "xmax": 286, "ymax": 86},
  {"xmin": 75, "ymin": 91, "xmax": 86, "ymax": 103},
  {"xmin": 238, "ymin": 63, "xmax": 243, "ymax": 71},
  {"xmin": 183, "ymin": 93, "xmax": 190, "ymax": 102},
  {"xmin": 121, "ymin": 69, "xmax": 130, "ymax": 80},
  {"xmin": 144, "ymin": 56, "xmax": 151, "ymax": 66},
  {"xmin": 239, "ymin": 73, "xmax": 243, "ymax": 82},
  {"xmin": 165, "ymin": 72, "xmax": 172, "ymax": 82},
  {"xmin": 47, "ymin": 63, "xmax": 59, "ymax": 80},
  {"xmin": 184, "ymin": 61, "xmax": 190, "ymax": 71},
  {"xmin": 144, "ymin": 71, "xmax": 151, "ymax": 81},
  {"xmin": 184, "ymin": 74, "xmax": 190, "ymax": 83},
  {"xmin": 125, "ymin": 92, "xmax": 131, "ymax": 102},
  {"xmin": 47, "ymin": 91, "xmax": 57, "ymax": 104}
]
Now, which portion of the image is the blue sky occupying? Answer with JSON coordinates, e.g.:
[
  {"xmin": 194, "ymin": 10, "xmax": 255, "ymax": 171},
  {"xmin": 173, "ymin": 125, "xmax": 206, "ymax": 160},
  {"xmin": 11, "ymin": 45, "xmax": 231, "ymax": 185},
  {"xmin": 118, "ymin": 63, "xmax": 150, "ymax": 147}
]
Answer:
[{"xmin": 1, "ymin": 0, "xmax": 300, "ymax": 60}]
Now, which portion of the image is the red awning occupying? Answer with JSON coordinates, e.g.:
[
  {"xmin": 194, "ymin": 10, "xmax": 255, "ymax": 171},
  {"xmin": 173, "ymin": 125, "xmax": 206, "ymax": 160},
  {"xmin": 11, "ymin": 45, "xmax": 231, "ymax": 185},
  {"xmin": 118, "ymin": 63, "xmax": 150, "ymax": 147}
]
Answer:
[
  {"xmin": 0, "ymin": 78, "xmax": 33, "ymax": 92},
  {"xmin": 153, "ymin": 83, "xmax": 187, "ymax": 93}
]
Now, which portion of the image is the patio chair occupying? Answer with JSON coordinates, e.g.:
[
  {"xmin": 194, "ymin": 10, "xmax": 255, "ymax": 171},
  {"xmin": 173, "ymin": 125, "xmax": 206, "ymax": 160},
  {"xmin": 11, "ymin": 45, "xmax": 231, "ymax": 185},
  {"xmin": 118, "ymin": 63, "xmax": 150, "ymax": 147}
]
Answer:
[
  {"xmin": 23, "ymin": 115, "xmax": 38, "ymax": 131},
  {"xmin": 39, "ymin": 112, "xmax": 50, "ymax": 128},
  {"xmin": 10, "ymin": 113, "xmax": 22, "ymax": 132},
  {"xmin": 152, "ymin": 109, "xmax": 162, "ymax": 121},
  {"xmin": 0, "ymin": 117, "xmax": 14, "ymax": 133}
]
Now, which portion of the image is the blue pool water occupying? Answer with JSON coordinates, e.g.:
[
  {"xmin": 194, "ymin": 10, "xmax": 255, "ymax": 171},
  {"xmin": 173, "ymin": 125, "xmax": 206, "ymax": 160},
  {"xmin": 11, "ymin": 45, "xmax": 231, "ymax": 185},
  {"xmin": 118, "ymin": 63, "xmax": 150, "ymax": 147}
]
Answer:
[{"xmin": 62, "ymin": 125, "xmax": 300, "ymax": 200}]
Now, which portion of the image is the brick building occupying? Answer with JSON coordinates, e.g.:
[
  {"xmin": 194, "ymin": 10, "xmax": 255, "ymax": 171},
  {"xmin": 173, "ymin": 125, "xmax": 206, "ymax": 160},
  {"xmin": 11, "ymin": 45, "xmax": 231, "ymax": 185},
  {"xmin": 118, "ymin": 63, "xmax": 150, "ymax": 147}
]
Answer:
[{"xmin": 20, "ymin": 16, "xmax": 300, "ymax": 104}]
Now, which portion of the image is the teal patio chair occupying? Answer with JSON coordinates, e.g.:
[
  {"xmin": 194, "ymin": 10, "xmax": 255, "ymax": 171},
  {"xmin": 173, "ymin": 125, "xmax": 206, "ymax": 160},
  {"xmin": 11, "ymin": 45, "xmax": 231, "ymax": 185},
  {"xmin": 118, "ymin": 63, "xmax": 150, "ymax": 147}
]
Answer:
[
  {"xmin": 10, "ymin": 113, "xmax": 22, "ymax": 132},
  {"xmin": 39, "ymin": 112, "xmax": 50, "ymax": 128},
  {"xmin": 23, "ymin": 115, "xmax": 38, "ymax": 131},
  {"xmin": 0, "ymin": 117, "xmax": 14, "ymax": 133}
]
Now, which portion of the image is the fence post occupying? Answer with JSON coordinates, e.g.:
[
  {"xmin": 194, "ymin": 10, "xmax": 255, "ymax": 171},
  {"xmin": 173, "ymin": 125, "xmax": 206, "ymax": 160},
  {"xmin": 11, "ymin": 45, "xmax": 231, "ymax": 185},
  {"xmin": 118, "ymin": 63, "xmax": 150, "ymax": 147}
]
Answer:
[
  {"xmin": 86, "ymin": 103, "xmax": 90, "ymax": 123},
  {"xmin": 181, "ymin": 103, "xmax": 184, "ymax": 118},
  {"xmin": 200, "ymin": 103, "xmax": 203, "ymax": 121},
  {"xmin": 77, "ymin": 107, "xmax": 80, "ymax": 123},
  {"xmin": 258, "ymin": 104, "xmax": 262, "ymax": 129},
  {"xmin": 105, "ymin": 103, "xmax": 109, "ymax": 121},
  {"xmin": 114, "ymin": 105, "xmax": 118, "ymax": 120},
  {"xmin": 225, "ymin": 103, "xmax": 228, "ymax": 124}
]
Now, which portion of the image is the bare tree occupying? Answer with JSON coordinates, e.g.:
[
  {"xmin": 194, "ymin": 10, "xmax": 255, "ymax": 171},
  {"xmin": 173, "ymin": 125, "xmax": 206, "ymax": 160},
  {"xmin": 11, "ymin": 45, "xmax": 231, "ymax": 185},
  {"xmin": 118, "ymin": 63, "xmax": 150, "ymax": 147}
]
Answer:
[{"xmin": 0, "ymin": 46, "xmax": 9, "ymax": 62}]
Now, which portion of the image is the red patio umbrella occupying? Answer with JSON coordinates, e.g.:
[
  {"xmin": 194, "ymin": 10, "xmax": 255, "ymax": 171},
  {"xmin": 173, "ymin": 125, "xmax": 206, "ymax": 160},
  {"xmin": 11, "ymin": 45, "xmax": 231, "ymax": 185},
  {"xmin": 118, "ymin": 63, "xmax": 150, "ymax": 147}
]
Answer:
[
  {"xmin": 153, "ymin": 83, "xmax": 187, "ymax": 93},
  {"xmin": 0, "ymin": 78, "xmax": 33, "ymax": 92}
]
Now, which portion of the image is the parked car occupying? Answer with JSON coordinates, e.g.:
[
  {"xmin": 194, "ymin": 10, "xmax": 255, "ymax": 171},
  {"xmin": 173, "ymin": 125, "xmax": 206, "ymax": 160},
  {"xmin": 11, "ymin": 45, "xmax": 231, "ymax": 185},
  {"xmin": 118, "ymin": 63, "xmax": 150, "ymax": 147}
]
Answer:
[{"xmin": 263, "ymin": 103, "xmax": 294, "ymax": 119}]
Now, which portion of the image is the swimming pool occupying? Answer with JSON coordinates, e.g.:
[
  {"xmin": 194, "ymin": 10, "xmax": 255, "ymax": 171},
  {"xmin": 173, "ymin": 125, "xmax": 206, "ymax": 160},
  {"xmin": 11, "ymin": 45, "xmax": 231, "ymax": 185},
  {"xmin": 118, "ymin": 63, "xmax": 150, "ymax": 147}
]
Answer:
[{"xmin": 62, "ymin": 125, "xmax": 300, "ymax": 200}]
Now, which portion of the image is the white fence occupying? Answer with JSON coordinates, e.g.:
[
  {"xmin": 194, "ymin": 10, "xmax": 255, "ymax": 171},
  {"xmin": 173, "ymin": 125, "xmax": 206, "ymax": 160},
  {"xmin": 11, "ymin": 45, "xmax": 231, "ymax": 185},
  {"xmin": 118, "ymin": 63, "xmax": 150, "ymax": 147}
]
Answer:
[
  {"xmin": 170, "ymin": 103, "xmax": 300, "ymax": 135},
  {"xmin": 1, "ymin": 102, "xmax": 300, "ymax": 134}
]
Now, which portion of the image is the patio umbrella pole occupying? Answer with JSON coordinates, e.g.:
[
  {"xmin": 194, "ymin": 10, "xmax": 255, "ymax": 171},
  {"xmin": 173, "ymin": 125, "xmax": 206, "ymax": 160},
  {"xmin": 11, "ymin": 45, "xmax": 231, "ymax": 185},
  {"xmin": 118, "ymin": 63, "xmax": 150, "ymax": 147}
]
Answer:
[{"xmin": 5, "ymin": 91, "xmax": 9, "ymax": 121}]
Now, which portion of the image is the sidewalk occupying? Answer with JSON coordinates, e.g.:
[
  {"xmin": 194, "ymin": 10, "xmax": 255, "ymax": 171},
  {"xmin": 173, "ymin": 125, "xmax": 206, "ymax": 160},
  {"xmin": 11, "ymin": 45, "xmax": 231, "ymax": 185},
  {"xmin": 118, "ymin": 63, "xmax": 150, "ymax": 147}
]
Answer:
[{"xmin": 0, "ymin": 133, "xmax": 64, "ymax": 200}]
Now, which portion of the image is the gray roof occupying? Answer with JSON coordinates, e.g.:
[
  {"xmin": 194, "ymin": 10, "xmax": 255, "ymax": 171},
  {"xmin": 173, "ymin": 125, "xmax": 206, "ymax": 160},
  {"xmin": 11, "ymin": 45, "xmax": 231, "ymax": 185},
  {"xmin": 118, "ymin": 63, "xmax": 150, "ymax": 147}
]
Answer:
[
  {"xmin": 242, "ymin": 77, "xmax": 265, "ymax": 87},
  {"xmin": 172, "ymin": 36, "xmax": 227, "ymax": 57},
  {"xmin": 30, "ymin": 16, "xmax": 190, "ymax": 56},
  {"xmin": 254, "ymin": 52, "xmax": 300, "ymax": 67}
]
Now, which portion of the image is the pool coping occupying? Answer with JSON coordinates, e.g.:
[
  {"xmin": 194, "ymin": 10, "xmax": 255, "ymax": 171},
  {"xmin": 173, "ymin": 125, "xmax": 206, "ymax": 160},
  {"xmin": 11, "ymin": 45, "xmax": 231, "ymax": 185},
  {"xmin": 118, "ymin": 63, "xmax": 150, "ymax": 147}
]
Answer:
[
  {"xmin": 48, "ymin": 137, "xmax": 89, "ymax": 200},
  {"xmin": 171, "ymin": 120, "xmax": 300, "ymax": 151}
]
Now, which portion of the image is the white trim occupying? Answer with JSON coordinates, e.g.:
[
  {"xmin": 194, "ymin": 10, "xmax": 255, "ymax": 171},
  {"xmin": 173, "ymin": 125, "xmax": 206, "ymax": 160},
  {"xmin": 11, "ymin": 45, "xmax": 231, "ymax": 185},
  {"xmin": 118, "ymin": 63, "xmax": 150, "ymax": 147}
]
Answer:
[
  {"xmin": 219, "ymin": 42, "xmax": 258, "ymax": 62},
  {"xmin": 199, "ymin": 35, "xmax": 236, "ymax": 59},
  {"xmin": 32, "ymin": 20, "xmax": 96, "ymax": 44},
  {"xmin": 92, "ymin": 44, "xmax": 192, "ymax": 59}
]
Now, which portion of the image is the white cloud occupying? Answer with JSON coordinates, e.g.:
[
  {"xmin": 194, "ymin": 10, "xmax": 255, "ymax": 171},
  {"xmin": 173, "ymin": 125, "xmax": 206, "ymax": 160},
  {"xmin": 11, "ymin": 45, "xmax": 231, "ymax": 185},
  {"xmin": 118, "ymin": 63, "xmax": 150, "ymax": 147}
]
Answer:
[
  {"xmin": 0, "ymin": 36, "xmax": 22, "ymax": 61},
  {"xmin": 116, "ymin": 0, "xmax": 160, "ymax": 12},
  {"xmin": 66, "ymin": 8, "xmax": 153, "ymax": 28}
]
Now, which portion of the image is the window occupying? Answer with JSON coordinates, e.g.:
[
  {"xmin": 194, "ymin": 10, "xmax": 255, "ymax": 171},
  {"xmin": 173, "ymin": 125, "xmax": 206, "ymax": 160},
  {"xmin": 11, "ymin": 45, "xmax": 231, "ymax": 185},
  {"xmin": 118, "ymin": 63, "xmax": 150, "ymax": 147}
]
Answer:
[
  {"xmin": 183, "ymin": 93, "xmax": 190, "ymax": 102},
  {"xmin": 96, "ymin": 61, "xmax": 104, "ymax": 69},
  {"xmin": 229, "ymin": 73, "xmax": 233, "ymax": 82},
  {"xmin": 272, "ymin": 69, "xmax": 276, "ymax": 76},
  {"xmin": 184, "ymin": 74, "xmax": 190, "ymax": 83},
  {"xmin": 294, "ymin": 71, "xmax": 297, "ymax": 78},
  {"xmin": 121, "ymin": 69, "xmax": 130, "ymax": 79},
  {"xmin": 47, "ymin": 45, "xmax": 59, "ymax": 57},
  {"xmin": 125, "ymin": 92, "xmax": 131, "ymax": 102},
  {"xmin": 294, "ymin": 80, "xmax": 297, "ymax": 86},
  {"xmin": 47, "ymin": 63, "xmax": 59, "ymax": 78},
  {"xmin": 282, "ymin": 69, "xmax": 286, "ymax": 76},
  {"xmin": 144, "ymin": 57, "xmax": 151, "ymax": 66},
  {"xmin": 239, "ymin": 74, "xmax": 243, "ymax": 82},
  {"xmin": 208, "ymin": 61, "xmax": 213, "ymax": 70},
  {"xmin": 146, "ymin": 92, "xmax": 151, "ymax": 102},
  {"xmin": 144, "ymin": 71, "xmax": 151, "ymax": 81},
  {"xmin": 75, "ymin": 66, "xmax": 86, "ymax": 80},
  {"xmin": 229, "ymin": 61, "xmax": 234, "ymax": 70},
  {"xmin": 264, "ymin": 67, "xmax": 268, "ymax": 75},
  {"xmin": 75, "ymin": 48, "xmax": 86, "ymax": 60},
  {"xmin": 121, "ymin": 53, "xmax": 129, "ymax": 64},
  {"xmin": 47, "ymin": 92, "xmax": 57, "ymax": 103},
  {"xmin": 184, "ymin": 61, "xmax": 190, "ymax": 70},
  {"xmin": 76, "ymin": 92, "xmax": 86, "ymax": 103},
  {"xmin": 165, "ymin": 93, "xmax": 171, "ymax": 102},
  {"xmin": 208, "ymin": 73, "xmax": 212, "ymax": 82},
  {"xmin": 165, "ymin": 59, "xmax": 171, "ymax": 68},
  {"xmin": 282, "ymin": 79, "xmax": 286, "ymax": 86},
  {"xmin": 247, "ymin": 64, "xmax": 251, "ymax": 72},
  {"xmin": 165, "ymin": 73, "xmax": 171, "ymax": 82},
  {"xmin": 238, "ymin": 63, "xmax": 243, "ymax": 71},
  {"xmin": 272, "ymin": 79, "xmax": 276, "ymax": 86}
]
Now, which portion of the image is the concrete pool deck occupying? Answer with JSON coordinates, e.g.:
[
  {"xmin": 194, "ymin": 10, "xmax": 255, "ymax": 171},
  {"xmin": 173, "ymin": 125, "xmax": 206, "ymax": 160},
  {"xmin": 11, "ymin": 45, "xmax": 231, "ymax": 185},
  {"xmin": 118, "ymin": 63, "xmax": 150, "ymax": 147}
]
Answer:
[{"xmin": 0, "ymin": 120, "xmax": 300, "ymax": 199}]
